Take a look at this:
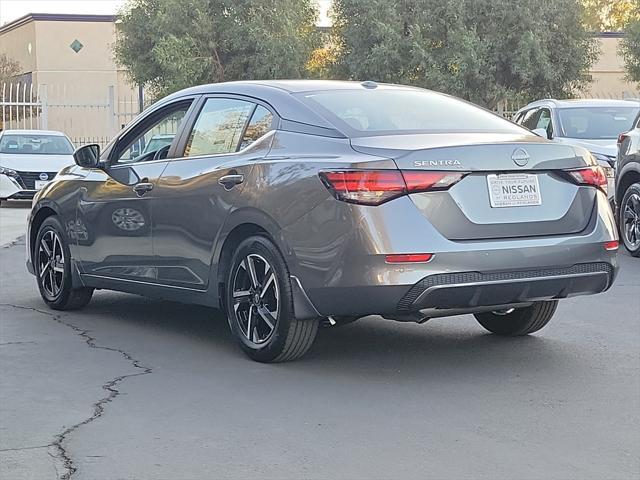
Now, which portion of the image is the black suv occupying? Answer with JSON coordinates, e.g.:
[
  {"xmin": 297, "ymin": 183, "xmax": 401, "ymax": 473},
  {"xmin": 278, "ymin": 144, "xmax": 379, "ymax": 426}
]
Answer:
[{"xmin": 617, "ymin": 112, "xmax": 640, "ymax": 256}]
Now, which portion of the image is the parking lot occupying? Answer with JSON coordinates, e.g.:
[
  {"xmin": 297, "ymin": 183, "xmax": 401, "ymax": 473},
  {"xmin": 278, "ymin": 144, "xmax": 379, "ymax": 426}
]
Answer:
[{"xmin": 1, "ymin": 201, "xmax": 639, "ymax": 480}]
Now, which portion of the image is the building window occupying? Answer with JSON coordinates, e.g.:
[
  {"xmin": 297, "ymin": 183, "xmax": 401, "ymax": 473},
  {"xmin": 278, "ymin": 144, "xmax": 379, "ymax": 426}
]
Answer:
[{"xmin": 69, "ymin": 39, "xmax": 84, "ymax": 53}]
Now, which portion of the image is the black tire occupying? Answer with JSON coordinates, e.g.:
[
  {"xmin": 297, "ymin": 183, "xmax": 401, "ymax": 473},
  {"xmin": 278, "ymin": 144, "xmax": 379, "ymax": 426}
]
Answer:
[
  {"xmin": 619, "ymin": 182, "xmax": 640, "ymax": 257},
  {"xmin": 225, "ymin": 235, "xmax": 318, "ymax": 362},
  {"xmin": 34, "ymin": 216, "xmax": 93, "ymax": 310},
  {"xmin": 474, "ymin": 301, "xmax": 558, "ymax": 336}
]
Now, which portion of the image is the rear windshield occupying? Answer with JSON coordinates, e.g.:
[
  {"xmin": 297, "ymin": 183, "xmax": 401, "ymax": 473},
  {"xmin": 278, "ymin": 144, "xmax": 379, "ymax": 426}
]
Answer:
[
  {"xmin": 557, "ymin": 107, "xmax": 639, "ymax": 140},
  {"xmin": 0, "ymin": 134, "xmax": 74, "ymax": 155},
  {"xmin": 298, "ymin": 89, "xmax": 526, "ymax": 136}
]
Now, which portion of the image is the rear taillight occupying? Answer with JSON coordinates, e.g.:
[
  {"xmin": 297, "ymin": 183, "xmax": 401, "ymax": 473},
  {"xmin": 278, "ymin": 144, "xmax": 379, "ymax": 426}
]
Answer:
[
  {"xmin": 319, "ymin": 170, "xmax": 467, "ymax": 206},
  {"xmin": 564, "ymin": 166, "xmax": 607, "ymax": 190},
  {"xmin": 618, "ymin": 133, "xmax": 627, "ymax": 145}
]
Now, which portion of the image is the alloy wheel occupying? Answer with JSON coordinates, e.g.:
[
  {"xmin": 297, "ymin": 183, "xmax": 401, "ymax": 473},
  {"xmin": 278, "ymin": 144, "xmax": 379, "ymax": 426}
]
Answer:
[
  {"xmin": 37, "ymin": 230, "xmax": 65, "ymax": 299},
  {"xmin": 232, "ymin": 253, "xmax": 279, "ymax": 344},
  {"xmin": 622, "ymin": 192, "xmax": 640, "ymax": 249}
]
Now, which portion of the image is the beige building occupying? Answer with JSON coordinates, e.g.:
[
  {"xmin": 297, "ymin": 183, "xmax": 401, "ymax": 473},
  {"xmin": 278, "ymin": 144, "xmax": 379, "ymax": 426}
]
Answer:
[
  {"xmin": 0, "ymin": 13, "xmax": 139, "ymax": 144},
  {"xmin": 586, "ymin": 32, "xmax": 639, "ymax": 99}
]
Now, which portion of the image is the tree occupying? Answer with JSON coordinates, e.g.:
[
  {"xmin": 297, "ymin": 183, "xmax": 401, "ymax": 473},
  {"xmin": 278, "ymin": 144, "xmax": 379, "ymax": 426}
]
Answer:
[
  {"xmin": 331, "ymin": 0, "xmax": 599, "ymax": 109},
  {"xmin": 582, "ymin": 0, "xmax": 637, "ymax": 32},
  {"xmin": 620, "ymin": 8, "xmax": 640, "ymax": 85},
  {"xmin": 0, "ymin": 54, "xmax": 21, "ymax": 84},
  {"xmin": 115, "ymin": 0, "xmax": 320, "ymax": 98}
]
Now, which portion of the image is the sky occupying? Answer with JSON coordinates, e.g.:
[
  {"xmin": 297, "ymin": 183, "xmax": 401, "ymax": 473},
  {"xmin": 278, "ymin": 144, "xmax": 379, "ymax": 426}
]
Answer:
[{"xmin": 0, "ymin": 0, "xmax": 332, "ymax": 26}]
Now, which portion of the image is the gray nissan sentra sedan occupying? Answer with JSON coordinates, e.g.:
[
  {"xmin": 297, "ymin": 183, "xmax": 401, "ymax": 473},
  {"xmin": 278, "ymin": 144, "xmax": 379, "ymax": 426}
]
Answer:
[{"xmin": 26, "ymin": 80, "xmax": 619, "ymax": 362}]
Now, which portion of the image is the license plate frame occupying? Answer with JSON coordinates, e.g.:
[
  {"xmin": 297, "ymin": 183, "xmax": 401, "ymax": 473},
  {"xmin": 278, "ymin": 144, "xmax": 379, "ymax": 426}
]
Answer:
[
  {"xmin": 34, "ymin": 180, "xmax": 49, "ymax": 190},
  {"xmin": 487, "ymin": 173, "xmax": 542, "ymax": 208}
]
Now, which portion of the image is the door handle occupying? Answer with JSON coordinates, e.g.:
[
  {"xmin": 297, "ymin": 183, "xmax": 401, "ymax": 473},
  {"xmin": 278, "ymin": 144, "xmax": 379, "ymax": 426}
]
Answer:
[
  {"xmin": 218, "ymin": 174, "xmax": 244, "ymax": 190},
  {"xmin": 133, "ymin": 182, "xmax": 154, "ymax": 196}
]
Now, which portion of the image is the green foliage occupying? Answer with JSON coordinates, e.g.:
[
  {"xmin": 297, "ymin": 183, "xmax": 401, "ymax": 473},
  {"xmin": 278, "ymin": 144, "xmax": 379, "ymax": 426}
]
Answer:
[
  {"xmin": 331, "ymin": 0, "xmax": 599, "ymax": 108},
  {"xmin": 0, "ymin": 54, "xmax": 21, "ymax": 83},
  {"xmin": 620, "ymin": 6, "xmax": 640, "ymax": 85},
  {"xmin": 115, "ymin": 0, "xmax": 320, "ymax": 98},
  {"xmin": 582, "ymin": 0, "xmax": 637, "ymax": 32}
]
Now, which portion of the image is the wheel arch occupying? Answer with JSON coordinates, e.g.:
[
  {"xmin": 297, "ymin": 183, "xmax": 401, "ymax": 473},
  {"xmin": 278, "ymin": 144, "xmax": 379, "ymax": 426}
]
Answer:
[
  {"xmin": 213, "ymin": 209, "xmax": 320, "ymax": 319},
  {"xmin": 616, "ymin": 167, "xmax": 640, "ymax": 206},
  {"xmin": 29, "ymin": 203, "xmax": 60, "ymax": 262}
]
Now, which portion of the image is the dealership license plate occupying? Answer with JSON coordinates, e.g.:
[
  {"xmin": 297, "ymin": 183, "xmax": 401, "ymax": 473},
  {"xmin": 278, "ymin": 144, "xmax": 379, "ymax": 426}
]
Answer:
[
  {"xmin": 34, "ymin": 180, "xmax": 49, "ymax": 190},
  {"xmin": 487, "ymin": 174, "xmax": 542, "ymax": 208}
]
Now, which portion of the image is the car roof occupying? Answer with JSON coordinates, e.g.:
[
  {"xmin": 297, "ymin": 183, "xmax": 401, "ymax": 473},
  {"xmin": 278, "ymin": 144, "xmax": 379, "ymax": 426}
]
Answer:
[
  {"xmin": 167, "ymin": 79, "xmax": 417, "ymax": 97},
  {"xmin": 520, "ymin": 98, "xmax": 640, "ymax": 111},
  {"xmin": 0, "ymin": 129, "xmax": 68, "ymax": 136},
  {"xmin": 158, "ymin": 80, "xmax": 430, "ymax": 134}
]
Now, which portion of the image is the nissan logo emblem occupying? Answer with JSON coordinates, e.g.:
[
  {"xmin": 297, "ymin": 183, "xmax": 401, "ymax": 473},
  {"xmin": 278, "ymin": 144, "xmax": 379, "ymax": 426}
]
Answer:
[
  {"xmin": 511, "ymin": 148, "xmax": 530, "ymax": 167},
  {"xmin": 39, "ymin": 172, "xmax": 49, "ymax": 181}
]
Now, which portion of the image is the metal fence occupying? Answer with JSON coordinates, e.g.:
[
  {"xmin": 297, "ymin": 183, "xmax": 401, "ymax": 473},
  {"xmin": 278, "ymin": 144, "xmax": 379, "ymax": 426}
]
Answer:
[{"xmin": 0, "ymin": 82, "xmax": 142, "ymax": 148}]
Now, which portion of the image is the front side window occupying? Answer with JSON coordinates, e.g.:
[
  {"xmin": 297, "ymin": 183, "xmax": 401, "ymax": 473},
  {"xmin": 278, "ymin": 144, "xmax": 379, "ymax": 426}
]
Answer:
[
  {"xmin": 298, "ymin": 89, "xmax": 526, "ymax": 136},
  {"xmin": 115, "ymin": 102, "xmax": 192, "ymax": 164},
  {"xmin": 520, "ymin": 108, "xmax": 541, "ymax": 130},
  {"xmin": 0, "ymin": 134, "xmax": 73, "ymax": 155},
  {"xmin": 184, "ymin": 98, "xmax": 254, "ymax": 157},
  {"xmin": 557, "ymin": 107, "xmax": 639, "ymax": 140},
  {"xmin": 535, "ymin": 108, "xmax": 553, "ymax": 137}
]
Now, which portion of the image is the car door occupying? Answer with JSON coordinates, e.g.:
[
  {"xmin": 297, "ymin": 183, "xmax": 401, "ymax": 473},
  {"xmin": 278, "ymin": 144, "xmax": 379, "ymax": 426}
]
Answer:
[
  {"xmin": 75, "ymin": 98, "xmax": 197, "ymax": 282},
  {"xmin": 151, "ymin": 96, "xmax": 276, "ymax": 289}
]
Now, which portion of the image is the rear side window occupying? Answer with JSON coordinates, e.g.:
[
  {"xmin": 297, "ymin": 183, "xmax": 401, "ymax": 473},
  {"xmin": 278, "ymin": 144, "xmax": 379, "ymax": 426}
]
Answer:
[
  {"xmin": 298, "ymin": 89, "xmax": 525, "ymax": 136},
  {"xmin": 239, "ymin": 105, "xmax": 273, "ymax": 150},
  {"xmin": 184, "ymin": 98, "xmax": 254, "ymax": 157}
]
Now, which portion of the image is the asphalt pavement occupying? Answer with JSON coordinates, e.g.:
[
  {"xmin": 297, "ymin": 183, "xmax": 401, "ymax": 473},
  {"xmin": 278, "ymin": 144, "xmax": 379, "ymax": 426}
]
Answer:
[{"xmin": 0, "ymin": 206, "xmax": 638, "ymax": 479}]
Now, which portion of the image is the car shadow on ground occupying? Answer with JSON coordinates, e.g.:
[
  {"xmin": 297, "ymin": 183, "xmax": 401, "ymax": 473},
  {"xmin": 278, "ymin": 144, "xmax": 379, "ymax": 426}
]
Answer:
[{"xmin": 72, "ymin": 290, "xmax": 580, "ymax": 383}]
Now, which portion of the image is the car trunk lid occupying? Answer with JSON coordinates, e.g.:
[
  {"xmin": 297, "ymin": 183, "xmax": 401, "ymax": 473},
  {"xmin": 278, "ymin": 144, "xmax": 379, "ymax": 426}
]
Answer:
[{"xmin": 350, "ymin": 133, "xmax": 598, "ymax": 240}]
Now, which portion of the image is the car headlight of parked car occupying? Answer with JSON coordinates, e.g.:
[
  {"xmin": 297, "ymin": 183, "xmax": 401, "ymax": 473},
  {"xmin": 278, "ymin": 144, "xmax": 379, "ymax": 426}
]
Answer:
[{"xmin": 0, "ymin": 166, "xmax": 19, "ymax": 178}]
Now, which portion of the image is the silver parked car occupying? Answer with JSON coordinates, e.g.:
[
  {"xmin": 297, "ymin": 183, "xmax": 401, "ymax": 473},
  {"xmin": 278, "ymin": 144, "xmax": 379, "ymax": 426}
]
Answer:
[
  {"xmin": 514, "ymin": 99, "xmax": 640, "ymax": 206},
  {"xmin": 617, "ymin": 112, "xmax": 640, "ymax": 256},
  {"xmin": 27, "ymin": 81, "xmax": 619, "ymax": 362}
]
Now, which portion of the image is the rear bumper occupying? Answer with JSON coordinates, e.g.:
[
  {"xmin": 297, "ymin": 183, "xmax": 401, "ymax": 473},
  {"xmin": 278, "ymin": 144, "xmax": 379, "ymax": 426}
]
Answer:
[
  {"xmin": 399, "ymin": 262, "xmax": 614, "ymax": 314},
  {"xmin": 301, "ymin": 261, "xmax": 616, "ymax": 318},
  {"xmin": 285, "ymin": 193, "xmax": 619, "ymax": 319}
]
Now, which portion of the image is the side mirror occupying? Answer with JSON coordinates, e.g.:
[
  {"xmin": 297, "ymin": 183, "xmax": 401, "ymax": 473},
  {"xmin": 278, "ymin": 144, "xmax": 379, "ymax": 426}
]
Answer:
[
  {"xmin": 74, "ymin": 144, "xmax": 101, "ymax": 168},
  {"xmin": 531, "ymin": 128, "xmax": 551, "ymax": 140}
]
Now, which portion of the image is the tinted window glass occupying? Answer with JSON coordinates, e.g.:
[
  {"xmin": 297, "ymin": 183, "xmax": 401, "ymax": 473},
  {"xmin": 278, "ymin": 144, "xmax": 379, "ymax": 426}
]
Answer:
[
  {"xmin": 0, "ymin": 134, "xmax": 73, "ymax": 155},
  {"xmin": 184, "ymin": 98, "xmax": 254, "ymax": 157},
  {"xmin": 239, "ymin": 105, "xmax": 273, "ymax": 150},
  {"xmin": 557, "ymin": 107, "xmax": 639, "ymax": 139},
  {"xmin": 298, "ymin": 89, "xmax": 525, "ymax": 136},
  {"xmin": 116, "ymin": 103, "xmax": 191, "ymax": 164},
  {"xmin": 520, "ymin": 109, "xmax": 540, "ymax": 130}
]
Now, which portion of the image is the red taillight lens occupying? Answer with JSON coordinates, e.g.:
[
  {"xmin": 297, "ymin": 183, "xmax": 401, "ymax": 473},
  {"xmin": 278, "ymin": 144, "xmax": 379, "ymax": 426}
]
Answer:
[
  {"xmin": 385, "ymin": 253, "xmax": 433, "ymax": 263},
  {"xmin": 402, "ymin": 171, "xmax": 467, "ymax": 192},
  {"xmin": 603, "ymin": 240, "xmax": 619, "ymax": 251},
  {"xmin": 565, "ymin": 166, "xmax": 607, "ymax": 189},
  {"xmin": 319, "ymin": 170, "xmax": 406, "ymax": 205},
  {"xmin": 618, "ymin": 133, "xmax": 627, "ymax": 145},
  {"xmin": 319, "ymin": 170, "xmax": 467, "ymax": 205}
]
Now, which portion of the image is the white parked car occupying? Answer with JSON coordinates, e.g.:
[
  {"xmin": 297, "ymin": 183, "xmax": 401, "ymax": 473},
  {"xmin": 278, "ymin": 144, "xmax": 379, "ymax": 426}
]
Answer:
[
  {"xmin": 0, "ymin": 130, "xmax": 75, "ymax": 203},
  {"xmin": 514, "ymin": 99, "xmax": 640, "ymax": 206}
]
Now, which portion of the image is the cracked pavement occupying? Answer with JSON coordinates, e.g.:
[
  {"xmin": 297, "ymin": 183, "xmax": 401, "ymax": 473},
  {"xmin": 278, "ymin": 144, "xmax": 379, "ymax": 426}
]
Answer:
[{"xmin": 0, "ymin": 236, "xmax": 639, "ymax": 480}]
